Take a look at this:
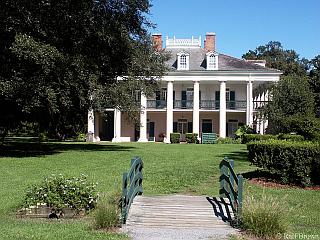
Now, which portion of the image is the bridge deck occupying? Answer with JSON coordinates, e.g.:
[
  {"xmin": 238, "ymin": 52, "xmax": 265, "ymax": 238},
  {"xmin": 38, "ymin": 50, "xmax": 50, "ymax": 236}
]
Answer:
[{"xmin": 122, "ymin": 195, "xmax": 238, "ymax": 240}]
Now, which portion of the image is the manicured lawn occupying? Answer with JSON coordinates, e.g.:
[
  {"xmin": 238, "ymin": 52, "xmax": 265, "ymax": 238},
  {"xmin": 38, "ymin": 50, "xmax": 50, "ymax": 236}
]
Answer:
[{"xmin": 0, "ymin": 142, "xmax": 319, "ymax": 239}]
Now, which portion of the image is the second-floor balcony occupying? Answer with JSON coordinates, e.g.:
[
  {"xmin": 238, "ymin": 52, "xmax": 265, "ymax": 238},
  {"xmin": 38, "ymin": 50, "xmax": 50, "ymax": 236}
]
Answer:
[{"xmin": 147, "ymin": 99, "xmax": 249, "ymax": 110}]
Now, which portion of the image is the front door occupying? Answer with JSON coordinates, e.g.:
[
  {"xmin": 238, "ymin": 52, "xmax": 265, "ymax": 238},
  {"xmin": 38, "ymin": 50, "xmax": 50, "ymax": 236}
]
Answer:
[
  {"xmin": 227, "ymin": 120, "xmax": 238, "ymax": 138},
  {"xmin": 202, "ymin": 119, "xmax": 213, "ymax": 133},
  {"xmin": 178, "ymin": 119, "xmax": 188, "ymax": 141}
]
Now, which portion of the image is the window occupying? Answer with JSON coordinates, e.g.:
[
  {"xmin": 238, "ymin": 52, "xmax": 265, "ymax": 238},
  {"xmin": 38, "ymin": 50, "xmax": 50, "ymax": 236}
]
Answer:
[
  {"xmin": 180, "ymin": 55, "xmax": 187, "ymax": 69},
  {"xmin": 177, "ymin": 51, "xmax": 189, "ymax": 70},
  {"xmin": 208, "ymin": 54, "xmax": 216, "ymax": 69},
  {"xmin": 206, "ymin": 52, "xmax": 218, "ymax": 70}
]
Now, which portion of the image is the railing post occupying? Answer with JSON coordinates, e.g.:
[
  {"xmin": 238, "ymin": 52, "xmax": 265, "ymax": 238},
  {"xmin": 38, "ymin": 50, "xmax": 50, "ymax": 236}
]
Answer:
[
  {"xmin": 229, "ymin": 160, "xmax": 235, "ymax": 206},
  {"xmin": 237, "ymin": 175, "xmax": 243, "ymax": 217},
  {"xmin": 122, "ymin": 172, "xmax": 128, "ymax": 224}
]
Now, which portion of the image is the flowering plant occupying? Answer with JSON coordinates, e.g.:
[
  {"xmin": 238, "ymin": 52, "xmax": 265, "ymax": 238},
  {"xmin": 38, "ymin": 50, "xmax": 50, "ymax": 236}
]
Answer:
[{"xmin": 24, "ymin": 174, "xmax": 98, "ymax": 211}]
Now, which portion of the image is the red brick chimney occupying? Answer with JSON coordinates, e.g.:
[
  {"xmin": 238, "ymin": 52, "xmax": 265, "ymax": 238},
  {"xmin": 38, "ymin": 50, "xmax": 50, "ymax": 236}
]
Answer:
[
  {"xmin": 152, "ymin": 33, "xmax": 162, "ymax": 52},
  {"xmin": 204, "ymin": 32, "xmax": 216, "ymax": 52}
]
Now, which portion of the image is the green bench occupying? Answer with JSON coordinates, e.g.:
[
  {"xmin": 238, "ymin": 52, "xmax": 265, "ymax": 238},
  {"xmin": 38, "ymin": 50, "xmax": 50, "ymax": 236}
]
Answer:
[{"xmin": 201, "ymin": 133, "xmax": 217, "ymax": 144}]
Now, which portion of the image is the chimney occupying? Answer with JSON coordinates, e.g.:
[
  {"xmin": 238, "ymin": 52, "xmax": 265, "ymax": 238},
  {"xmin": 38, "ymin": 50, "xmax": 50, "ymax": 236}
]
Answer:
[
  {"xmin": 204, "ymin": 32, "xmax": 216, "ymax": 52},
  {"xmin": 152, "ymin": 33, "xmax": 162, "ymax": 52}
]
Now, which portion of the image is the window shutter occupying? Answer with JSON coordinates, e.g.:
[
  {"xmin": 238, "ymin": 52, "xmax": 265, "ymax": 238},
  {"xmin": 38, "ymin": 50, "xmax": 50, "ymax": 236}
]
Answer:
[
  {"xmin": 173, "ymin": 90, "xmax": 175, "ymax": 101},
  {"xmin": 156, "ymin": 91, "xmax": 160, "ymax": 100},
  {"xmin": 181, "ymin": 91, "xmax": 187, "ymax": 100},
  {"xmin": 173, "ymin": 122, "xmax": 178, "ymax": 132},
  {"xmin": 188, "ymin": 122, "xmax": 193, "ymax": 133},
  {"xmin": 199, "ymin": 91, "xmax": 202, "ymax": 101},
  {"xmin": 215, "ymin": 91, "xmax": 220, "ymax": 109},
  {"xmin": 215, "ymin": 91, "xmax": 220, "ymax": 100},
  {"xmin": 230, "ymin": 91, "xmax": 235, "ymax": 101}
]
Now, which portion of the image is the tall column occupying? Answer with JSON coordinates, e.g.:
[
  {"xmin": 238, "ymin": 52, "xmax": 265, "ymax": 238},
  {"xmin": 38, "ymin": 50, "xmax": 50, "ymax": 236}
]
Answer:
[
  {"xmin": 87, "ymin": 109, "xmax": 95, "ymax": 142},
  {"xmin": 219, "ymin": 81, "xmax": 226, "ymax": 138},
  {"xmin": 193, "ymin": 80, "xmax": 200, "ymax": 137},
  {"xmin": 246, "ymin": 81, "xmax": 253, "ymax": 125},
  {"xmin": 138, "ymin": 93, "xmax": 148, "ymax": 142},
  {"xmin": 165, "ymin": 81, "xmax": 173, "ymax": 143},
  {"xmin": 112, "ymin": 109, "xmax": 122, "ymax": 142}
]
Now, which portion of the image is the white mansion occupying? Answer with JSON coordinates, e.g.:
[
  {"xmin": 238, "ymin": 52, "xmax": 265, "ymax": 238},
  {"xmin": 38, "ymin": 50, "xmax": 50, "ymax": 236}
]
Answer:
[{"xmin": 87, "ymin": 33, "xmax": 282, "ymax": 143}]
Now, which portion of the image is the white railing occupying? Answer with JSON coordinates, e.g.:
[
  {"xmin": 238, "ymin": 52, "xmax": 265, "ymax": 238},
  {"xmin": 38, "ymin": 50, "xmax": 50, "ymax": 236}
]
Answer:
[{"xmin": 166, "ymin": 36, "xmax": 201, "ymax": 47}]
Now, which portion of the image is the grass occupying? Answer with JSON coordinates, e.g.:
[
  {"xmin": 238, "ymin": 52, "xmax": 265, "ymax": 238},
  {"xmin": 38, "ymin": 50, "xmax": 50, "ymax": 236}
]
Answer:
[{"xmin": 0, "ymin": 141, "xmax": 319, "ymax": 239}]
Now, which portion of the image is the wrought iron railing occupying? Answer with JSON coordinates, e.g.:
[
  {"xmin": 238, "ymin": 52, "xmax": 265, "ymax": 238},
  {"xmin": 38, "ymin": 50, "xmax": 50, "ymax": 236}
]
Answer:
[
  {"xmin": 226, "ymin": 101, "xmax": 247, "ymax": 110},
  {"xmin": 219, "ymin": 157, "xmax": 243, "ymax": 217},
  {"xmin": 200, "ymin": 100, "xmax": 217, "ymax": 109},
  {"xmin": 147, "ymin": 100, "xmax": 167, "ymax": 109},
  {"xmin": 121, "ymin": 156, "xmax": 143, "ymax": 224},
  {"xmin": 174, "ymin": 100, "xmax": 193, "ymax": 109}
]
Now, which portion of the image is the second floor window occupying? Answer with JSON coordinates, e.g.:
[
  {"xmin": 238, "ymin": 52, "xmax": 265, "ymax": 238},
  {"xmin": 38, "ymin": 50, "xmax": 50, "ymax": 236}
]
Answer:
[{"xmin": 208, "ymin": 54, "xmax": 216, "ymax": 69}]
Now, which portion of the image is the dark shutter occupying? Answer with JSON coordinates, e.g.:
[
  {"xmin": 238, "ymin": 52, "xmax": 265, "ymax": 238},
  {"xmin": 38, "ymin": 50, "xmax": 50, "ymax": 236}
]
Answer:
[
  {"xmin": 181, "ymin": 91, "xmax": 187, "ymax": 100},
  {"xmin": 173, "ymin": 122, "xmax": 178, "ymax": 132},
  {"xmin": 199, "ymin": 91, "xmax": 202, "ymax": 101},
  {"xmin": 156, "ymin": 91, "xmax": 160, "ymax": 100},
  {"xmin": 173, "ymin": 90, "xmax": 175, "ymax": 101},
  {"xmin": 230, "ymin": 91, "xmax": 235, "ymax": 101},
  {"xmin": 188, "ymin": 122, "xmax": 193, "ymax": 133},
  {"xmin": 215, "ymin": 91, "xmax": 220, "ymax": 109}
]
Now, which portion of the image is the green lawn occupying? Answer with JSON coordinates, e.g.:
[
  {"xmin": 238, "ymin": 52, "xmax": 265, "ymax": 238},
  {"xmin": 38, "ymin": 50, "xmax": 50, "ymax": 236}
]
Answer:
[{"xmin": 0, "ymin": 142, "xmax": 319, "ymax": 239}]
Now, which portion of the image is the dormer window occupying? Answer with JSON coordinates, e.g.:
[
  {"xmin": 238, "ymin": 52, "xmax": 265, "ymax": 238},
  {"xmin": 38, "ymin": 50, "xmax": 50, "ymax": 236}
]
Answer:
[
  {"xmin": 177, "ymin": 51, "xmax": 189, "ymax": 70},
  {"xmin": 206, "ymin": 52, "xmax": 218, "ymax": 70}
]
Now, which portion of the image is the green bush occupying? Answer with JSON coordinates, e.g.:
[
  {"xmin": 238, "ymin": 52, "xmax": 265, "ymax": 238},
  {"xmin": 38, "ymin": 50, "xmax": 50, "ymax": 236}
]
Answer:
[
  {"xmin": 217, "ymin": 137, "xmax": 241, "ymax": 144},
  {"xmin": 170, "ymin": 133, "xmax": 180, "ymax": 143},
  {"xmin": 241, "ymin": 194, "xmax": 288, "ymax": 238},
  {"xmin": 76, "ymin": 132, "xmax": 86, "ymax": 142},
  {"xmin": 93, "ymin": 192, "xmax": 121, "ymax": 230},
  {"xmin": 38, "ymin": 132, "xmax": 48, "ymax": 142},
  {"xmin": 247, "ymin": 140, "xmax": 320, "ymax": 186},
  {"xmin": 242, "ymin": 134, "xmax": 277, "ymax": 144},
  {"xmin": 278, "ymin": 133, "xmax": 304, "ymax": 141},
  {"xmin": 185, "ymin": 133, "xmax": 198, "ymax": 143},
  {"xmin": 24, "ymin": 174, "xmax": 98, "ymax": 211},
  {"xmin": 287, "ymin": 116, "xmax": 320, "ymax": 140}
]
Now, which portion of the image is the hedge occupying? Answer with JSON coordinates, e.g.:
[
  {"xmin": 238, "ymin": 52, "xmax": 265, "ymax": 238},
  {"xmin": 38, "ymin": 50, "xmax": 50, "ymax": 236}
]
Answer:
[
  {"xmin": 247, "ymin": 140, "xmax": 320, "ymax": 186},
  {"xmin": 170, "ymin": 133, "xmax": 180, "ymax": 143},
  {"xmin": 277, "ymin": 133, "xmax": 304, "ymax": 141},
  {"xmin": 186, "ymin": 133, "xmax": 198, "ymax": 143},
  {"xmin": 242, "ymin": 134, "xmax": 278, "ymax": 144}
]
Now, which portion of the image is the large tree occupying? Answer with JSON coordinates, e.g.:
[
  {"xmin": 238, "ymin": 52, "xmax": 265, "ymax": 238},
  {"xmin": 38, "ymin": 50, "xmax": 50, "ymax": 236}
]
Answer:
[
  {"xmin": 242, "ymin": 41, "xmax": 308, "ymax": 76},
  {"xmin": 0, "ymin": 0, "xmax": 167, "ymax": 140},
  {"xmin": 308, "ymin": 55, "xmax": 320, "ymax": 117}
]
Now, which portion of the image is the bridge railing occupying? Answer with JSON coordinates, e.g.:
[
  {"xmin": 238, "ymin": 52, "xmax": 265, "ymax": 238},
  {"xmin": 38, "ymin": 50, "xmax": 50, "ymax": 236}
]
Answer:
[
  {"xmin": 219, "ymin": 157, "xmax": 243, "ymax": 217},
  {"xmin": 121, "ymin": 156, "xmax": 143, "ymax": 224}
]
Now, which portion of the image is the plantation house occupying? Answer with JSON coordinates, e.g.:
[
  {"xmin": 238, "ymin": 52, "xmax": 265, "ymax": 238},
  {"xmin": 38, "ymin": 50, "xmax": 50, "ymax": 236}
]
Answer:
[{"xmin": 88, "ymin": 33, "xmax": 282, "ymax": 143}]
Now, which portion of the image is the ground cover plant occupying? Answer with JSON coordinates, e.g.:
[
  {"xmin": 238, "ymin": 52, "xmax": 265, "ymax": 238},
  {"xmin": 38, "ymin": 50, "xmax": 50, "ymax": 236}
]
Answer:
[{"xmin": 0, "ymin": 140, "xmax": 319, "ymax": 239}]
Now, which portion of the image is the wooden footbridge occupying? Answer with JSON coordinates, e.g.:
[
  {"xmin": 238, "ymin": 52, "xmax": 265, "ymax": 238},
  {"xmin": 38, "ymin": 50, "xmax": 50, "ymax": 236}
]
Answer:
[{"xmin": 120, "ymin": 157, "xmax": 243, "ymax": 240}]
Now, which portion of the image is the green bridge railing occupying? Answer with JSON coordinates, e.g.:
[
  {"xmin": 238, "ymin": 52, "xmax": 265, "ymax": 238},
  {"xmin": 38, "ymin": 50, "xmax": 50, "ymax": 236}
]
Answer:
[
  {"xmin": 121, "ymin": 156, "xmax": 143, "ymax": 224},
  {"xmin": 219, "ymin": 157, "xmax": 243, "ymax": 217}
]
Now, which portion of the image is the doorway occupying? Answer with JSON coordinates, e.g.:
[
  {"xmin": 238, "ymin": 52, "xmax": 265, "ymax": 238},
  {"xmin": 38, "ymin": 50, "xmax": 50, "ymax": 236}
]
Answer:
[
  {"xmin": 227, "ymin": 120, "xmax": 238, "ymax": 138},
  {"xmin": 202, "ymin": 119, "xmax": 213, "ymax": 134},
  {"xmin": 177, "ymin": 119, "xmax": 188, "ymax": 141}
]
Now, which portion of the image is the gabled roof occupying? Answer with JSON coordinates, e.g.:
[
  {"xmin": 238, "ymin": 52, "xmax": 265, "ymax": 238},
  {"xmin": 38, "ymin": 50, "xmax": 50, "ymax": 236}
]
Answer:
[{"xmin": 164, "ymin": 48, "xmax": 280, "ymax": 73}]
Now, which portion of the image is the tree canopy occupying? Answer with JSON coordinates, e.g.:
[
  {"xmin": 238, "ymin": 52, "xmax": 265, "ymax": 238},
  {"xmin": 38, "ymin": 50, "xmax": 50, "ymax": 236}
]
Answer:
[{"xmin": 0, "ymin": 0, "xmax": 167, "ymax": 139}]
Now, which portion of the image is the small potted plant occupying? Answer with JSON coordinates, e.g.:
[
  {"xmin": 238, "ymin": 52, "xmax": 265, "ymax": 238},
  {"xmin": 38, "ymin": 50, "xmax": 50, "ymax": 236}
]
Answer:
[{"xmin": 158, "ymin": 133, "xmax": 166, "ymax": 142}]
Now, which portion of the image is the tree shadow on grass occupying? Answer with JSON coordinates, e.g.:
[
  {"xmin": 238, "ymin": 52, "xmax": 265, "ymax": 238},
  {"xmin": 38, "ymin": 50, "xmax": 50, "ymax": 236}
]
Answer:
[
  {"xmin": 219, "ymin": 149, "xmax": 249, "ymax": 163},
  {"xmin": 0, "ymin": 141, "xmax": 135, "ymax": 158}
]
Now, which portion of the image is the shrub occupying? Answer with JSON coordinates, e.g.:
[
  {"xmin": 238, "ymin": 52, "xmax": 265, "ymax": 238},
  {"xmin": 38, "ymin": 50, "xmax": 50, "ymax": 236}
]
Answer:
[
  {"xmin": 76, "ymin": 132, "xmax": 86, "ymax": 142},
  {"xmin": 38, "ymin": 132, "xmax": 48, "ymax": 142},
  {"xmin": 185, "ymin": 133, "xmax": 198, "ymax": 143},
  {"xmin": 235, "ymin": 125, "xmax": 255, "ymax": 140},
  {"xmin": 277, "ymin": 133, "xmax": 304, "ymax": 141},
  {"xmin": 242, "ymin": 134, "xmax": 277, "ymax": 144},
  {"xmin": 241, "ymin": 193, "xmax": 288, "ymax": 238},
  {"xmin": 170, "ymin": 133, "xmax": 180, "ymax": 143},
  {"xmin": 24, "ymin": 174, "xmax": 98, "ymax": 211},
  {"xmin": 217, "ymin": 137, "xmax": 241, "ymax": 144},
  {"xmin": 93, "ymin": 192, "xmax": 121, "ymax": 230},
  {"xmin": 247, "ymin": 140, "xmax": 320, "ymax": 186}
]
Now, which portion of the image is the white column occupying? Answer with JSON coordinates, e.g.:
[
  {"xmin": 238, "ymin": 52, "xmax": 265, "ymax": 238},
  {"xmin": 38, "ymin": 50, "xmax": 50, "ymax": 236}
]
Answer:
[
  {"xmin": 138, "ymin": 93, "xmax": 148, "ymax": 142},
  {"xmin": 219, "ymin": 81, "xmax": 226, "ymax": 138},
  {"xmin": 246, "ymin": 81, "xmax": 253, "ymax": 125},
  {"xmin": 193, "ymin": 80, "xmax": 200, "ymax": 137},
  {"xmin": 87, "ymin": 109, "xmax": 95, "ymax": 142},
  {"xmin": 165, "ymin": 81, "xmax": 173, "ymax": 143},
  {"xmin": 94, "ymin": 112, "xmax": 100, "ymax": 142},
  {"xmin": 112, "ymin": 109, "xmax": 122, "ymax": 142}
]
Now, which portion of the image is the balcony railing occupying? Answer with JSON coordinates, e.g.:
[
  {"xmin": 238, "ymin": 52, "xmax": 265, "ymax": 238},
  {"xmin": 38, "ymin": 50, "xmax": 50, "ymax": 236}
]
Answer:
[
  {"xmin": 200, "ymin": 100, "xmax": 218, "ymax": 109},
  {"xmin": 147, "ymin": 100, "xmax": 167, "ymax": 109},
  {"xmin": 174, "ymin": 100, "xmax": 193, "ymax": 109},
  {"xmin": 227, "ymin": 101, "xmax": 247, "ymax": 110}
]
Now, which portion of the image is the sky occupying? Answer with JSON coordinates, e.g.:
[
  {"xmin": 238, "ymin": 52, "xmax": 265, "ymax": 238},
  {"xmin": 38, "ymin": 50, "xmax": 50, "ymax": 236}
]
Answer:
[{"xmin": 148, "ymin": 0, "xmax": 320, "ymax": 60}]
